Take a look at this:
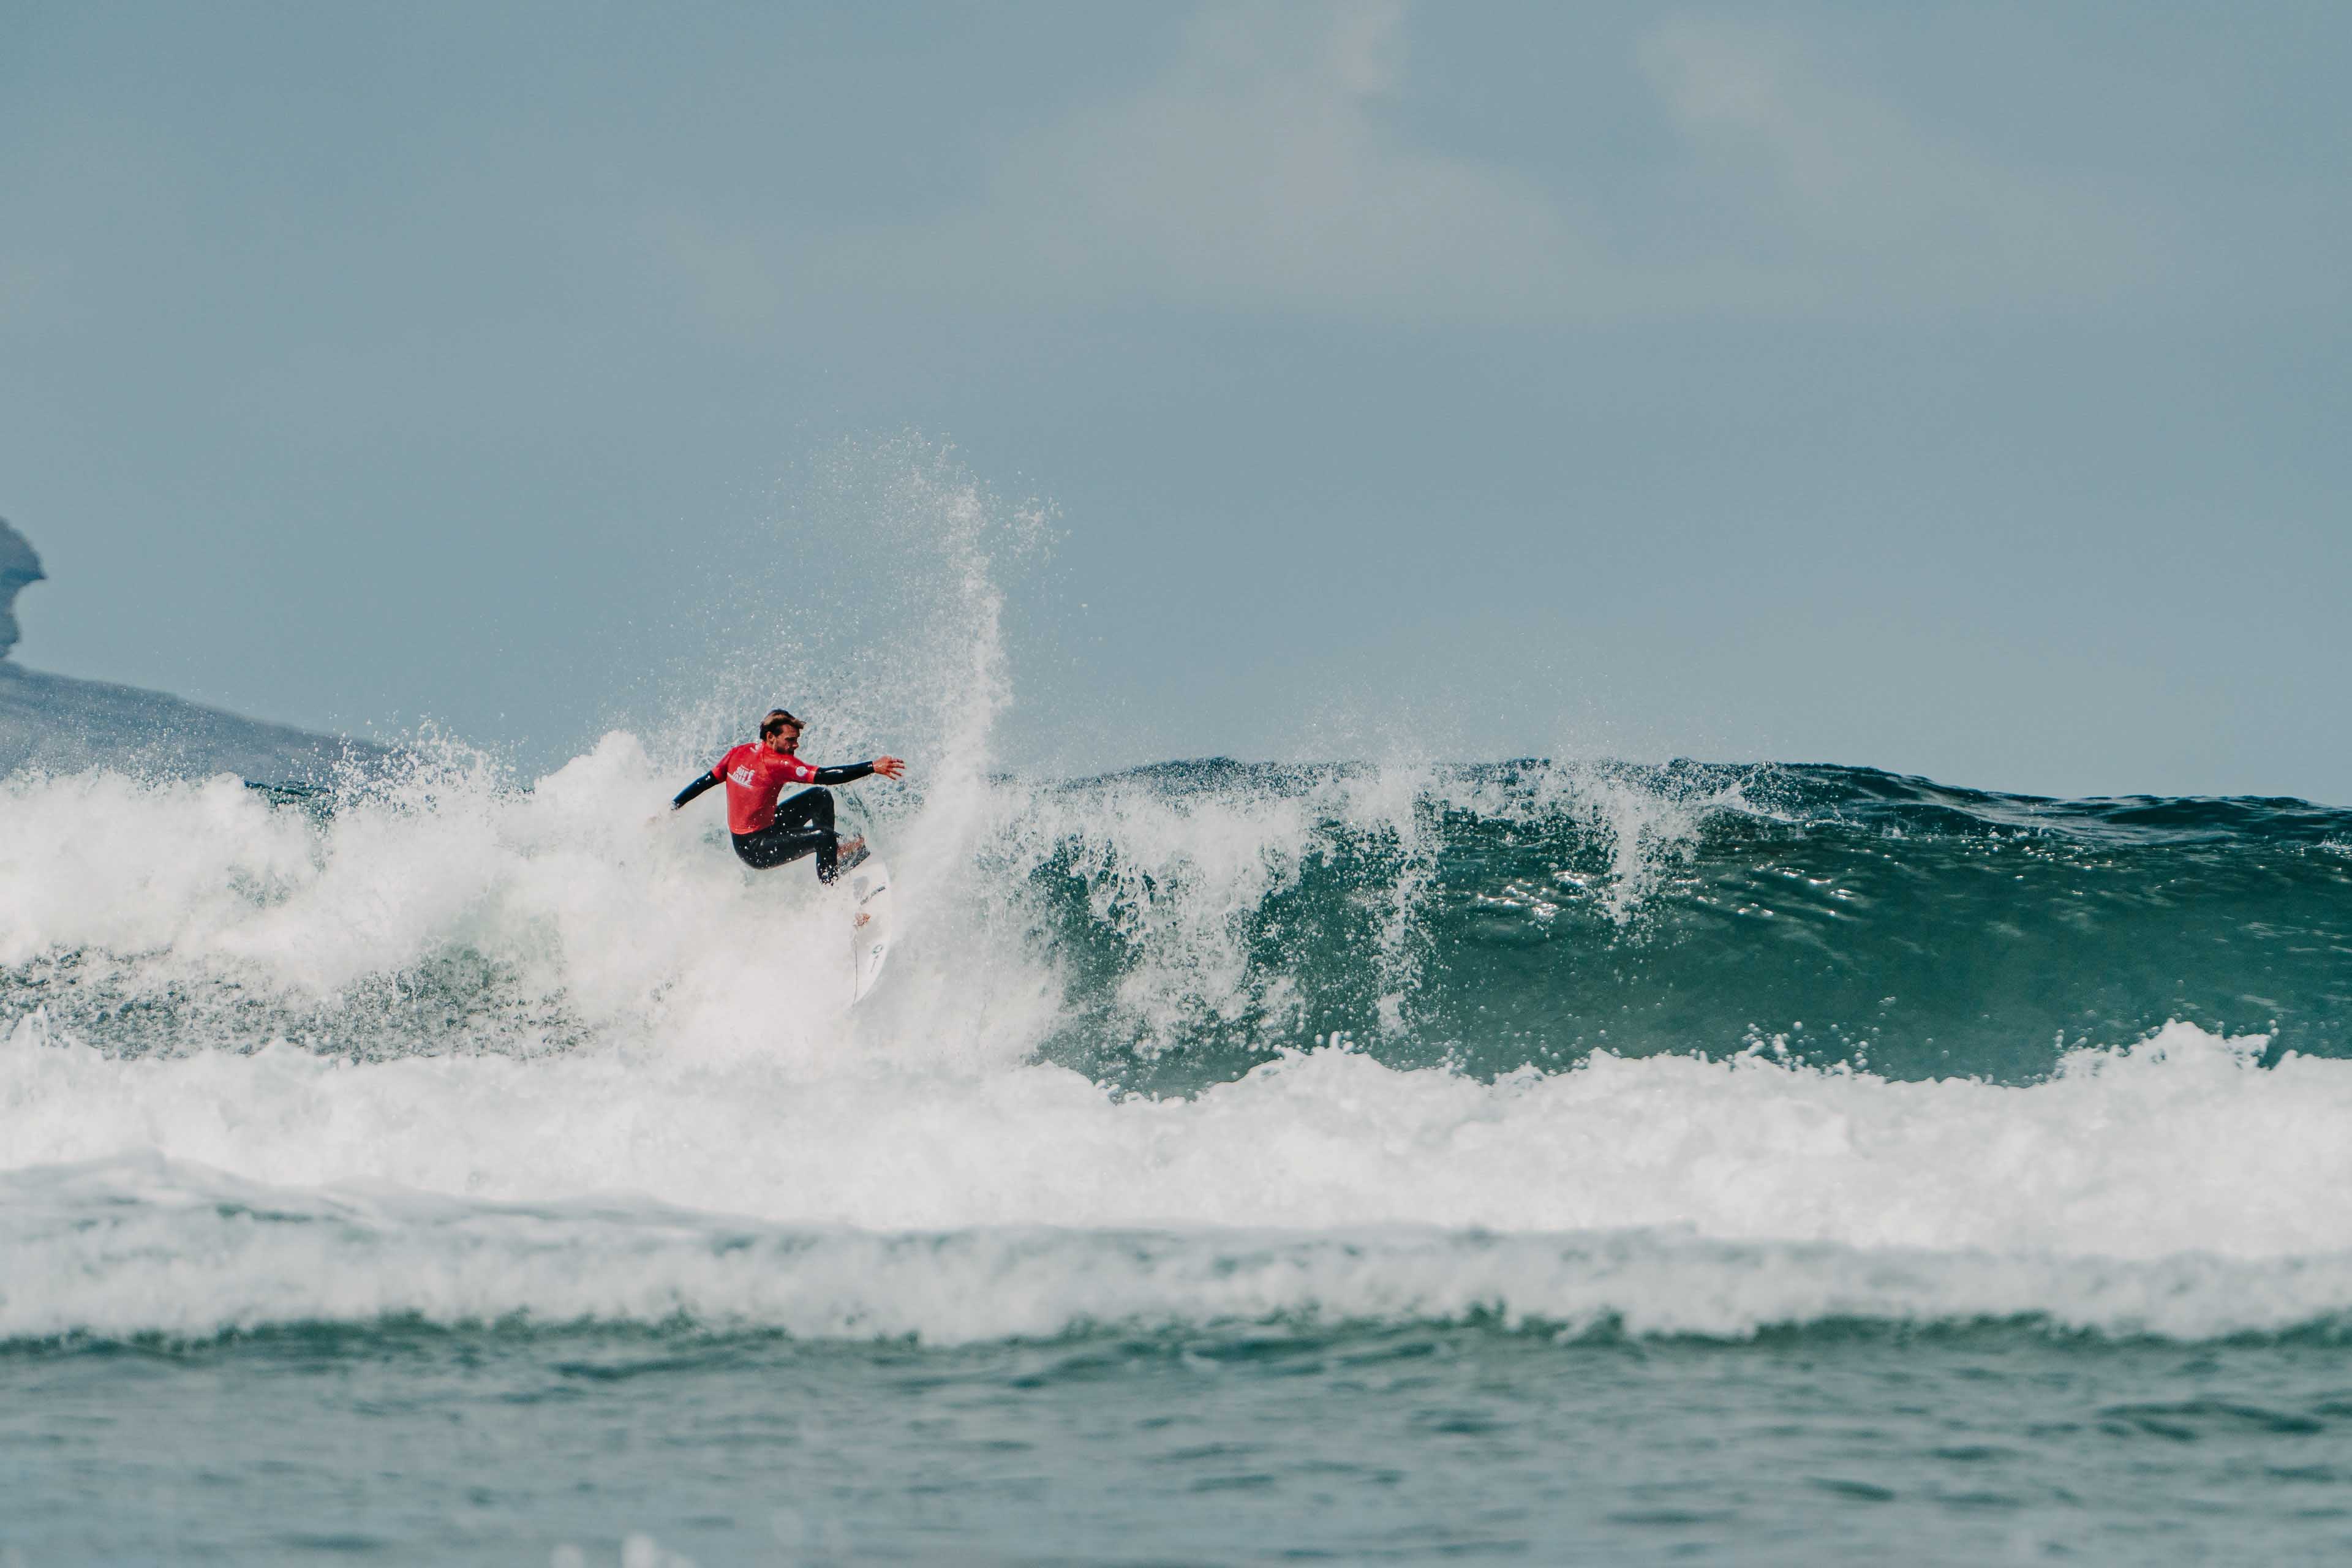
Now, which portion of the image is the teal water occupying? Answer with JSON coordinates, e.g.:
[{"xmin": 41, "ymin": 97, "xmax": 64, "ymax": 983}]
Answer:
[
  {"xmin": 3, "ymin": 752, "xmax": 2350, "ymax": 1564},
  {"xmin": 1019, "ymin": 761, "xmax": 2352, "ymax": 1090},
  {"xmin": 12, "ymin": 1324, "xmax": 2352, "ymax": 1564}
]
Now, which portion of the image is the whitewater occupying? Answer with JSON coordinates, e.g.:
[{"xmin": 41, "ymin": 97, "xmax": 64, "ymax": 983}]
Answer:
[{"xmin": 7, "ymin": 455, "xmax": 2352, "ymax": 1564}]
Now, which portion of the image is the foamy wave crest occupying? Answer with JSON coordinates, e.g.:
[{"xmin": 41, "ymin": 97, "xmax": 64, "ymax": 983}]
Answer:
[
  {"xmin": 0, "ymin": 739, "xmax": 1749, "ymax": 1082},
  {"xmin": 0, "ymin": 436, "xmax": 1091, "ymax": 1069},
  {"xmin": 10, "ymin": 1155, "xmax": 2352, "ymax": 1347},
  {"xmin": 0, "ymin": 739, "xmax": 1060, "ymax": 1068},
  {"xmin": 8, "ymin": 1014, "xmax": 2352, "ymax": 1339}
]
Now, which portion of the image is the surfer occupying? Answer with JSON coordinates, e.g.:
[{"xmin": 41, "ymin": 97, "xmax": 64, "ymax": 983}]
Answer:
[{"xmin": 669, "ymin": 709, "xmax": 905, "ymax": 883}]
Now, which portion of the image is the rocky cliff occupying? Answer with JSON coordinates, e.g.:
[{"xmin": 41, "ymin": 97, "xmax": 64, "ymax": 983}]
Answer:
[
  {"xmin": 0, "ymin": 517, "xmax": 391, "ymax": 786},
  {"xmin": 0, "ymin": 518, "xmax": 41, "ymax": 661}
]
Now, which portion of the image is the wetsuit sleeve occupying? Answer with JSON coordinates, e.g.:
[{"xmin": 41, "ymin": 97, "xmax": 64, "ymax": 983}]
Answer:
[
  {"xmin": 812, "ymin": 761, "xmax": 875, "ymax": 786},
  {"xmin": 672, "ymin": 768, "xmax": 724, "ymax": 810}
]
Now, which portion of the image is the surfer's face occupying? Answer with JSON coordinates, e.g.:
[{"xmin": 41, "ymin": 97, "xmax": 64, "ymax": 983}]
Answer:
[{"xmin": 764, "ymin": 725, "xmax": 801, "ymax": 755}]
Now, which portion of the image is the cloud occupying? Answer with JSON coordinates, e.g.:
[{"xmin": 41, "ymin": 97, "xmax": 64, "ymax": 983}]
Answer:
[
  {"xmin": 1635, "ymin": 18, "xmax": 2175, "ymax": 312},
  {"xmin": 785, "ymin": 1, "xmax": 1594, "ymax": 324},
  {"xmin": 675, "ymin": 4, "xmax": 2186, "ymax": 328},
  {"xmin": 912, "ymin": 1, "xmax": 1593, "ymax": 320}
]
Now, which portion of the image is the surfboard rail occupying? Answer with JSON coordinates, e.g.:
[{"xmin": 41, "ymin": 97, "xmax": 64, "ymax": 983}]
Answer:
[{"xmin": 849, "ymin": 856, "xmax": 892, "ymax": 1003}]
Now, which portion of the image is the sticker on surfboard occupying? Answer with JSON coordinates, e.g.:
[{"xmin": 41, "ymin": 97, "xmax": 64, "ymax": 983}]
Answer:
[{"xmin": 848, "ymin": 856, "xmax": 892, "ymax": 1004}]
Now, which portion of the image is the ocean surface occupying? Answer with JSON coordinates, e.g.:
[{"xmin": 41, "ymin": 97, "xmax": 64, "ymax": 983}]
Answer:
[
  {"xmin": 5, "ymin": 489, "xmax": 2351, "ymax": 1564},
  {"xmin": 5, "ymin": 744, "xmax": 2350, "ymax": 1566}
]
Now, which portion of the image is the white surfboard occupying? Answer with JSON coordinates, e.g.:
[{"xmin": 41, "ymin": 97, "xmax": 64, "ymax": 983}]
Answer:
[{"xmin": 848, "ymin": 854, "xmax": 893, "ymax": 1004}]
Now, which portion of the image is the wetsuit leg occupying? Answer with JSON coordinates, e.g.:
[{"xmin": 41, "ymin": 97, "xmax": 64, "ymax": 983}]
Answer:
[{"xmin": 729, "ymin": 788, "xmax": 845, "ymax": 880}]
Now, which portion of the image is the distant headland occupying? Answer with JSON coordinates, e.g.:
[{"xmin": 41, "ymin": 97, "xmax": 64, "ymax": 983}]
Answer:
[
  {"xmin": 0, "ymin": 517, "xmax": 390, "ymax": 786},
  {"xmin": 0, "ymin": 517, "xmax": 42, "ymax": 660}
]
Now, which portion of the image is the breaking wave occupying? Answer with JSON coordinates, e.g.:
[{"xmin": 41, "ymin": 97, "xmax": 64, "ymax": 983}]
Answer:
[{"xmin": 4, "ymin": 439, "xmax": 2348, "ymax": 1346}]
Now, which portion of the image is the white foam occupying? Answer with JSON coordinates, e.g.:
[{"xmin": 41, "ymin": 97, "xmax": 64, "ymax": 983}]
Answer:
[
  {"xmin": 987, "ymin": 762, "xmax": 1444, "ymax": 1048},
  {"xmin": 8, "ymin": 1150, "xmax": 2352, "ymax": 1346},
  {"xmin": 7, "ymin": 1008, "xmax": 2352, "ymax": 1339},
  {"xmin": 1438, "ymin": 759, "xmax": 1749, "ymax": 922},
  {"xmin": 0, "ymin": 739, "xmax": 1065, "ymax": 1069}
]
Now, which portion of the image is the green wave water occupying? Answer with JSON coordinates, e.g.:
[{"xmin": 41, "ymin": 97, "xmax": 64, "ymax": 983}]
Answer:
[
  {"xmin": 8, "ymin": 758, "xmax": 2346, "ymax": 1093},
  {"xmin": 1009, "ymin": 760, "xmax": 2352, "ymax": 1092}
]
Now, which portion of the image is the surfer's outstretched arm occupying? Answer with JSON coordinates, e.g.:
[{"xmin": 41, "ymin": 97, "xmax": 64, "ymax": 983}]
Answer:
[
  {"xmin": 823, "ymin": 755, "xmax": 905, "ymax": 784},
  {"xmin": 670, "ymin": 767, "xmax": 723, "ymax": 812}
]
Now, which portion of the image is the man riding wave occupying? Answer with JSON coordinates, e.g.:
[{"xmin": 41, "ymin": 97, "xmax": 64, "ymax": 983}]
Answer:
[{"xmin": 670, "ymin": 708, "xmax": 905, "ymax": 883}]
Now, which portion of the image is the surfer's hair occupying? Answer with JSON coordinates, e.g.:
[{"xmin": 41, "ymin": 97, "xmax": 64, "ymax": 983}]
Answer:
[{"xmin": 760, "ymin": 709, "xmax": 802, "ymax": 740}]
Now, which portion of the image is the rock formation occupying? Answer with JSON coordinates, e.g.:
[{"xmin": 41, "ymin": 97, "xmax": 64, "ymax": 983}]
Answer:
[
  {"xmin": 0, "ymin": 518, "xmax": 42, "ymax": 661},
  {"xmin": 0, "ymin": 517, "xmax": 391, "ymax": 786}
]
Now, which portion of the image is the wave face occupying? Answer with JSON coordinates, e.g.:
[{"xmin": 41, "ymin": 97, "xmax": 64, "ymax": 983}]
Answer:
[
  {"xmin": 2, "ymin": 442, "xmax": 2348, "ymax": 1349},
  {"xmin": 5, "ymin": 748, "xmax": 2342, "ymax": 1090},
  {"xmin": 1002, "ymin": 756, "xmax": 2352, "ymax": 1090}
]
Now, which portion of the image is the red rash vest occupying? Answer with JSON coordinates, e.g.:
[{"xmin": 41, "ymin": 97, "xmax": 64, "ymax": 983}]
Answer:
[{"xmin": 713, "ymin": 743, "xmax": 820, "ymax": 835}]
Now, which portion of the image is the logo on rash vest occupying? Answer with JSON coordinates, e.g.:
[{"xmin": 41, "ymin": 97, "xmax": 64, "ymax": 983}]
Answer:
[{"xmin": 731, "ymin": 767, "xmax": 756, "ymax": 785}]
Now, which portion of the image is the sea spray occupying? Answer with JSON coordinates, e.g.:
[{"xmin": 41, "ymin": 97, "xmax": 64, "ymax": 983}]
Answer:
[{"xmin": 647, "ymin": 436, "xmax": 1055, "ymax": 1069}]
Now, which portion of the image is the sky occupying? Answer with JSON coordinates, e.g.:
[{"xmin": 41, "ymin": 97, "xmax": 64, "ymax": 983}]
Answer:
[{"xmin": 3, "ymin": 1, "xmax": 2347, "ymax": 800}]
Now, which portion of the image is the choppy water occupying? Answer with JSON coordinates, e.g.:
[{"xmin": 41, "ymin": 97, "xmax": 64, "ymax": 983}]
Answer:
[
  {"xmin": 16, "ymin": 1321, "xmax": 2352, "ymax": 1566},
  {"xmin": 4, "ymin": 456, "xmax": 2350, "ymax": 1563}
]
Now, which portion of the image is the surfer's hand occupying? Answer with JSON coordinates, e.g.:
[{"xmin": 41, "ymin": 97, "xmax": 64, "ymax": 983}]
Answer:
[{"xmin": 873, "ymin": 755, "xmax": 906, "ymax": 780}]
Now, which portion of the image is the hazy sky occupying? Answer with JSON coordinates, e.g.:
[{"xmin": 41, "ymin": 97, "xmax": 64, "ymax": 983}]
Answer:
[{"xmin": 4, "ymin": 2, "xmax": 2347, "ymax": 799}]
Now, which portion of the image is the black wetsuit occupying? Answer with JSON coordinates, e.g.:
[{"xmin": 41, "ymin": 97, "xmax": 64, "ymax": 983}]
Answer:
[{"xmin": 672, "ymin": 761, "xmax": 873, "ymax": 882}]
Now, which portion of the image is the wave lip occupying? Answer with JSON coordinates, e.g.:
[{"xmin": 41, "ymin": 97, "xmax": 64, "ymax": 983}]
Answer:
[
  {"xmin": 10, "ymin": 746, "xmax": 2350, "ymax": 1088},
  {"xmin": 10, "ymin": 1156, "xmax": 2352, "ymax": 1348}
]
